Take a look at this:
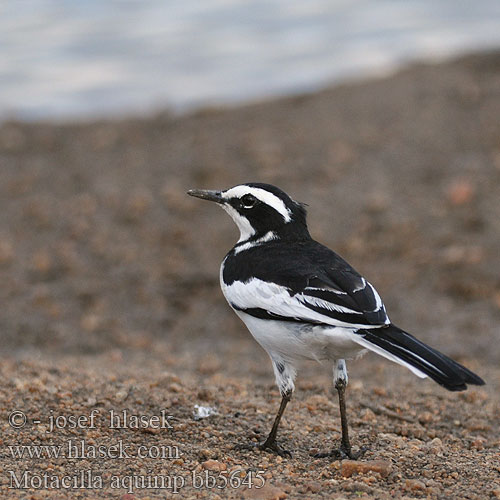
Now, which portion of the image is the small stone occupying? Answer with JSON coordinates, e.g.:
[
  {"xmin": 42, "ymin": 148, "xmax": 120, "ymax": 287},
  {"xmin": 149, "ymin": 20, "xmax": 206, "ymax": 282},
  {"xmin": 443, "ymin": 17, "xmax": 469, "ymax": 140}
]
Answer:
[
  {"xmin": 446, "ymin": 179, "xmax": 475, "ymax": 206},
  {"xmin": 361, "ymin": 408, "xmax": 377, "ymax": 422},
  {"xmin": 202, "ymin": 459, "xmax": 227, "ymax": 472},
  {"xmin": 470, "ymin": 438, "xmax": 484, "ymax": 450},
  {"xmin": 427, "ymin": 486, "xmax": 442, "ymax": 496},
  {"xmin": 466, "ymin": 419, "xmax": 491, "ymax": 431},
  {"xmin": 31, "ymin": 249, "xmax": 53, "ymax": 275},
  {"xmin": 197, "ymin": 355, "xmax": 221, "ymax": 374},
  {"xmin": 303, "ymin": 481, "xmax": 321, "ymax": 493},
  {"xmin": 304, "ymin": 394, "xmax": 331, "ymax": 412},
  {"xmin": 156, "ymin": 372, "xmax": 181, "ymax": 385},
  {"xmin": 405, "ymin": 479, "xmax": 426, "ymax": 491},
  {"xmin": 460, "ymin": 389, "xmax": 488, "ymax": 403},
  {"xmin": 114, "ymin": 389, "xmax": 128, "ymax": 402},
  {"xmin": 81, "ymin": 313, "xmax": 102, "ymax": 332},
  {"xmin": 242, "ymin": 483, "xmax": 287, "ymax": 499},
  {"xmin": 425, "ymin": 437, "xmax": 443, "ymax": 454},
  {"xmin": 418, "ymin": 411, "xmax": 433, "ymax": 424},
  {"xmin": 340, "ymin": 460, "xmax": 392, "ymax": 478},
  {"xmin": 491, "ymin": 489, "xmax": 500, "ymax": 498},
  {"xmin": 365, "ymin": 192, "xmax": 389, "ymax": 213},
  {"xmin": 372, "ymin": 386, "xmax": 387, "ymax": 397}
]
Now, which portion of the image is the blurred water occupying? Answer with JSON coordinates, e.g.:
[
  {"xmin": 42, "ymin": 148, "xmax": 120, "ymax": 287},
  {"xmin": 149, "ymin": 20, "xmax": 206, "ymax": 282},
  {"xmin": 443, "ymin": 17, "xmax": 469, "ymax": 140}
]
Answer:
[{"xmin": 1, "ymin": 0, "xmax": 500, "ymax": 120}]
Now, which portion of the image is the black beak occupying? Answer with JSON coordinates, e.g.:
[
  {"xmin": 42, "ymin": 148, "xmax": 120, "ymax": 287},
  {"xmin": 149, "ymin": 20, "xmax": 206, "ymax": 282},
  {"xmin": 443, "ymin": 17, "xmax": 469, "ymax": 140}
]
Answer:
[{"xmin": 187, "ymin": 189, "xmax": 223, "ymax": 203}]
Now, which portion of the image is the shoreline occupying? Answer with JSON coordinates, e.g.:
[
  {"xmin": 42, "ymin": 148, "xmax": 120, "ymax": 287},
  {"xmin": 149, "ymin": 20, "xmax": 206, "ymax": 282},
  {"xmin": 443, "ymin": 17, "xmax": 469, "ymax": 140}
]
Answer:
[{"xmin": 1, "ymin": 48, "xmax": 499, "ymax": 127}]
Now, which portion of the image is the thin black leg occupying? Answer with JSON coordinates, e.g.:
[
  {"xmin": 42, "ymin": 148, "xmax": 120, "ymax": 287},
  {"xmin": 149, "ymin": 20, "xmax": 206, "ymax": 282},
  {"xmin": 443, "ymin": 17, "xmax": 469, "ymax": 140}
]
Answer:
[
  {"xmin": 236, "ymin": 391, "xmax": 292, "ymax": 457},
  {"xmin": 315, "ymin": 370, "xmax": 365, "ymax": 460},
  {"xmin": 336, "ymin": 378, "xmax": 352, "ymax": 457},
  {"xmin": 260, "ymin": 391, "xmax": 291, "ymax": 453}
]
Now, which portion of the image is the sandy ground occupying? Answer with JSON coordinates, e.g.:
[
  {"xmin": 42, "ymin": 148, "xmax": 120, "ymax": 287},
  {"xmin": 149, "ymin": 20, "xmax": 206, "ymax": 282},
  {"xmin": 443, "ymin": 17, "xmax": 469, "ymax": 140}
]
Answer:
[{"xmin": 1, "ymin": 51, "xmax": 500, "ymax": 499}]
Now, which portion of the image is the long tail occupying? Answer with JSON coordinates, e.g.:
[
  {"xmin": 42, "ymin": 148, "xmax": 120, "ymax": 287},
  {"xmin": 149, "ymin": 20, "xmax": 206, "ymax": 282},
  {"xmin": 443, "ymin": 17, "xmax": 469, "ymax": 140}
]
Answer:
[{"xmin": 353, "ymin": 324, "xmax": 485, "ymax": 391}]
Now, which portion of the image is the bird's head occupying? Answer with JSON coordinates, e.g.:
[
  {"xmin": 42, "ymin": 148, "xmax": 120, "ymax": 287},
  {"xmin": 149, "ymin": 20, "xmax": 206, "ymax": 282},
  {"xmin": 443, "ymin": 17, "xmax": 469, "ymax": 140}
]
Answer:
[{"xmin": 187, "ymin": 182, "xmax": 310, "ymax": 243}]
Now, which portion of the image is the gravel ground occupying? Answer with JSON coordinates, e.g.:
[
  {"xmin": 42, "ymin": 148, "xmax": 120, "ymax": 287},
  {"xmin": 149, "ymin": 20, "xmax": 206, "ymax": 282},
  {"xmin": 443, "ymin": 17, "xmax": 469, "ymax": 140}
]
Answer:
[{"xmin": 1, "ymin": 51, "xmax": 500, "ymax": 499}]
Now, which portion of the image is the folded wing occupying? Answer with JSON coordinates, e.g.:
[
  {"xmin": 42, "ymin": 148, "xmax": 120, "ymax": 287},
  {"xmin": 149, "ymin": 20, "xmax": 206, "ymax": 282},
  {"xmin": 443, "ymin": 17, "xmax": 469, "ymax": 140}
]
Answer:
[{"xmin": 225, "ymin": 267, "xmax": 390, "ymax": 329}]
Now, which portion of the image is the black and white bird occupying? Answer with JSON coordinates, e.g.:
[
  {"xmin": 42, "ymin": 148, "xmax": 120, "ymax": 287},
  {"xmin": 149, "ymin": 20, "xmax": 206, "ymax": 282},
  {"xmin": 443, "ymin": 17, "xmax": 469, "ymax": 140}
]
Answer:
[{"xmin": 187, "ymin": 183, "xmax": 485, "ymax": 458}]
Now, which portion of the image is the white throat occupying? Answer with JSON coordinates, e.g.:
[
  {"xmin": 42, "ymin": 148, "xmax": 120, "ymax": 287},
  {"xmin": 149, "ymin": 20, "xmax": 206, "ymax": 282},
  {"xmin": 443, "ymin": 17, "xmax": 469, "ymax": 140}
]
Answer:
[{"xmin": 220, "ymin": 204, "xmax": 255, "ymax": 242}]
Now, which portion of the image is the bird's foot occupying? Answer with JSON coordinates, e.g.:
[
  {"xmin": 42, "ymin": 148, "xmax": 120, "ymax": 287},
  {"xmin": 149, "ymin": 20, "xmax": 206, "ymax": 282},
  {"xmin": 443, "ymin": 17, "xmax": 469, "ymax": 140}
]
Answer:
[
  {"xmin": 259, "ymin": 438, "xmax": 292, "ymax": 458},
  {"xmin": 234, "ymin": 439, "xmax": 292, "ymax": 458},
  {"xmin": 314, "ymin": 444, "xmax": 367, "ymax": 461}
]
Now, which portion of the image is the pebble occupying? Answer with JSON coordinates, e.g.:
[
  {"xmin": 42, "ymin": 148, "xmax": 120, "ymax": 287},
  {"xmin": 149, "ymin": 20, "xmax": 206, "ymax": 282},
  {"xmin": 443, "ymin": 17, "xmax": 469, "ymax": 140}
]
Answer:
[
  {"xmin": 302, "ymin": 481, "xmax": 322, "ymax": 493},
  {"xmin": 418, "ymin": 411, "xmax": 434, "ymax": 424},
  {"xmin": 197, "ymin": 355, "xmax": 221, "ymax": 374},
  {"xmin": 372, "ymin": 386, "xmax": 387, "ymax": 397},
  {"xmin": 425, "ymin": 437, "xmax": 443, "ymax": 454},
  {"xmin": 446, "ymin": 178, "xmax": 475, "ymax": 206},
  {"xmin": 405, "ymin": 479, "xmax": 427, "ymax": 491},
  {"xmin": 169, "ymin": 382, "xmax": 183, "ymax": 393},
  {"xmin": 115, "ymin": 389, "xmax": 129, "ymax": 402},
  {"xmin": 201, "ymin": 459, "xmax": 227, "ymax": 472},
  {"xmin": 361, "ymin": 408, "xmax": 377, "ymax": 422},
  {"xmin": 242, "ymin": 483, "xmax": 287, "ymax": 499},
  {"xmin": 470, "ymin": 438, "xmax": 485, "ymax": 451},
  {"xmin": 31, "ymin": 249, "xmax": 53, "ymax": 275},
  {"xmin": 341, "ymin": 460, "xmax": 392, "ymax": 478},
  {"xmin": 466, "ymin": 419, "xmax": 491, "ymax": 431},
  {"xmin": 304, "ymin": 394, "xmax": 331, "ymax": 411}
]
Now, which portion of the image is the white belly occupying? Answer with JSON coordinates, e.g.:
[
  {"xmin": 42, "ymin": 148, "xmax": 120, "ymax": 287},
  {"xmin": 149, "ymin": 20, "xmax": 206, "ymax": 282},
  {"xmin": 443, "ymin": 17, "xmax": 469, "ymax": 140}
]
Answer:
[{"xmin": 235, "ymin": 310, "xmax": 366, "ymax": 363}]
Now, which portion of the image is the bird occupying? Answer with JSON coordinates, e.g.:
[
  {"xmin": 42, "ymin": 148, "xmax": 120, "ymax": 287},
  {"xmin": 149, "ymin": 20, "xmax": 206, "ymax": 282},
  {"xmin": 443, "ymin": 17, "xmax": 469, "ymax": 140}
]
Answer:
[{"xmin": 187, "ymin": 182, "xmax": 485, "ymax": 459}]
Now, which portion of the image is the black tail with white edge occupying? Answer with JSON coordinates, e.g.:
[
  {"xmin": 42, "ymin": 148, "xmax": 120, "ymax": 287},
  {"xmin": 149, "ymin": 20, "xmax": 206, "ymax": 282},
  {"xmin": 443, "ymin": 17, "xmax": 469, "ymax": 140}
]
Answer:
[{"xmin": 359, "ymin": 325, "xmax": 485, "ymax": 391}]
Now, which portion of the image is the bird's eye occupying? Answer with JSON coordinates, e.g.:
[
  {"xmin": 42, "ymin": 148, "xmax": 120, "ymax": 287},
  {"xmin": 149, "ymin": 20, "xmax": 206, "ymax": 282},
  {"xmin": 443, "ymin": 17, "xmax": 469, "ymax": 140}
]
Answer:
[{"xmin": 241, "ymin": 194, "xmax": 257, "ymax": 208}]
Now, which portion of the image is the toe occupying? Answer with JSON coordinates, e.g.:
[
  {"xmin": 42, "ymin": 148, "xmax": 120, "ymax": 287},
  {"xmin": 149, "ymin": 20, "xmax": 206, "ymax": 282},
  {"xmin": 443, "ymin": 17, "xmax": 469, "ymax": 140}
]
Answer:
[{"xmin": 260, "ymin": 441, "xmax": 292, "ymax": 458}]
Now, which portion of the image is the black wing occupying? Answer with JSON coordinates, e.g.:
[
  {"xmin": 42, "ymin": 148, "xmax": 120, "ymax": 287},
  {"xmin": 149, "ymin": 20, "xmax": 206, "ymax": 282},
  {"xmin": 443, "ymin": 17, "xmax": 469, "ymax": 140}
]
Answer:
[
  {"xmin": 302, "ymin": 268, "xmax": 389, "ymax": 326},
  {"xmin": 223, "ymin": 239, "xmax": 389, "ymax": 328}
]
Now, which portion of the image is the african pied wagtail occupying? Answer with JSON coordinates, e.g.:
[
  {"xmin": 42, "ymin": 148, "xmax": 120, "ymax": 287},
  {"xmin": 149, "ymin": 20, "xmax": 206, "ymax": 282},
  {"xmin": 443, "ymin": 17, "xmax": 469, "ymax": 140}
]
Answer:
[{"xmin": 188, "ymin": 183, "xmax": 485, "ymax": 458}]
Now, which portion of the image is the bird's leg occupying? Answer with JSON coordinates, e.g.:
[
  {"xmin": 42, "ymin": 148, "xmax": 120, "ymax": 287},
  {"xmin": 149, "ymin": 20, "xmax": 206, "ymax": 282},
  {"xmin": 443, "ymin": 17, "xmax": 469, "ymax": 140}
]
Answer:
[
  {"xmin": 258, "ymin": 358, "xmax": 296, "ymax": 457},
  {"xmin": 315, "ymin": 359, "xmax": 364, "ymax": 460},
  {"xmin": 336, "ymin": 369, "xmax": 352, "ymax": 457},
  {"xmin": 236, "ymin": 358, "xmax": 294, "ymax": 457},
  {"xmin": 258, "ymin": 390, "xmax": 292, "ymax": 456},
  {"xmin": 235, "ymin": 390, "xmax": 292, "ymax": 457}
]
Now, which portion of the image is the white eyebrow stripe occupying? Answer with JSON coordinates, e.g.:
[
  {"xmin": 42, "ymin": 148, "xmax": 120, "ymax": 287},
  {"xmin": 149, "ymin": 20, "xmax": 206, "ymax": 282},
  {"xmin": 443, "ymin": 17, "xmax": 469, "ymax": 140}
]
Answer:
[{"xmin": 222, "ymin": 186, "xmax": 292, "ymax": 222}]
